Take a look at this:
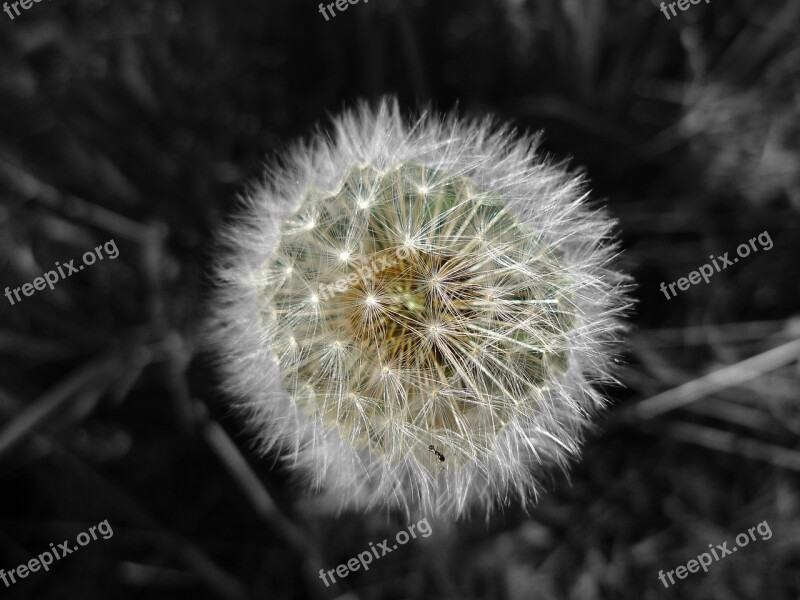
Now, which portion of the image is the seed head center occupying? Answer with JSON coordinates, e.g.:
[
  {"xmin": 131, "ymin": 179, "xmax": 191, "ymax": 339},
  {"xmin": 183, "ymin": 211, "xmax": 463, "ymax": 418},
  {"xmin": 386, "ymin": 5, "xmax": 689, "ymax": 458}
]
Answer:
[{"xmin": 259, "ymin": 163, "xmax": 576, "ymax": 469}]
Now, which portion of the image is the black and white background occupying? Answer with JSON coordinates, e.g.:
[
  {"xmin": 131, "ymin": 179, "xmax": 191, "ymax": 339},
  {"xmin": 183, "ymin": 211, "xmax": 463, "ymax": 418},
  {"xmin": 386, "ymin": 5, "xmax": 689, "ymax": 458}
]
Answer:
[{"xmin": 1, "ymin": 0, "xmax": 799, "ymax": 598}]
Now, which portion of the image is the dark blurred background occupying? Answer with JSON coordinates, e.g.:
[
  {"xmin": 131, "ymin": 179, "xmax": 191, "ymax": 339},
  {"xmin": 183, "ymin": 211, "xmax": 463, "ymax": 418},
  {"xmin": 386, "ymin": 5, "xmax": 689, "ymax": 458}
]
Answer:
[{"xmin": 1, "ymin": 0, "xmax": 799, "ymax": 598}]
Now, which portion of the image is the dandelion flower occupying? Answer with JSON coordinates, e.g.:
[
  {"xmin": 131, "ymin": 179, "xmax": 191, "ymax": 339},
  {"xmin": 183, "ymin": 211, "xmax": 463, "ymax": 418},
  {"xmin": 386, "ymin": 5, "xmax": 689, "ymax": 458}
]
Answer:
[{"xmin": 208, "ymin": 98, "xmax": 631, "ymax": 519}]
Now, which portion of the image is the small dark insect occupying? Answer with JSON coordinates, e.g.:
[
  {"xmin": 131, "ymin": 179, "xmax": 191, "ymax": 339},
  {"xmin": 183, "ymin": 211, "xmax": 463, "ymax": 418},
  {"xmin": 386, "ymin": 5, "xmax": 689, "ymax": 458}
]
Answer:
[{"xmin": 428, "ymin": 444, "xmax": 445, "ymax": 462}]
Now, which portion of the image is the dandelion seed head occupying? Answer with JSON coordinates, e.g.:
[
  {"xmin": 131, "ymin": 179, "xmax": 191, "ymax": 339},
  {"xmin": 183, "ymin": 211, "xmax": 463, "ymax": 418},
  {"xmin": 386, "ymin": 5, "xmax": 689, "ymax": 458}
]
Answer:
[{"xmin": 208, "ymin": 98, "xmax": 632, "ymax": 519}]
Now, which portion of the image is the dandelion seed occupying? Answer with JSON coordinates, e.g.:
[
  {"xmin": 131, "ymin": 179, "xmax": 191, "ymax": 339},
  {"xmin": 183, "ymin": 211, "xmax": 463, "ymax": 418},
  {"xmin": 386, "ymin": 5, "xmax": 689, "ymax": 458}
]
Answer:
[{"xmin": 207, "ymin": 98, "xmax": 632, "ymax": 519}]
